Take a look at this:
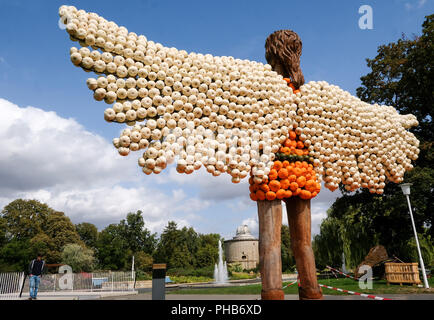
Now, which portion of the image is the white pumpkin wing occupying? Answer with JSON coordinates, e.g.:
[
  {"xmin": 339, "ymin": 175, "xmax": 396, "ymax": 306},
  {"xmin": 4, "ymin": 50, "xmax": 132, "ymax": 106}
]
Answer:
[{"xmin": 59, "ymin": 5, "xmax": 419, "ymax": 193}]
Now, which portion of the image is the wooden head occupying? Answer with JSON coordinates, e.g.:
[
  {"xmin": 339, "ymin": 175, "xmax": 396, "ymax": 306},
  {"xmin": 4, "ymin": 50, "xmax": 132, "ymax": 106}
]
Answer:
[{"xmin": 265, "ymin": 30, "xmax": 305, "ymax": 89}]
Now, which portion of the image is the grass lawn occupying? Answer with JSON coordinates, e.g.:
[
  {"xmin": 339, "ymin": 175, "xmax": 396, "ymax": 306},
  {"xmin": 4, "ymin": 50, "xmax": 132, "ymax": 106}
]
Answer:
[{"xmin": 168, "ymin": 277, "xmax": 434, "ymax": 295}]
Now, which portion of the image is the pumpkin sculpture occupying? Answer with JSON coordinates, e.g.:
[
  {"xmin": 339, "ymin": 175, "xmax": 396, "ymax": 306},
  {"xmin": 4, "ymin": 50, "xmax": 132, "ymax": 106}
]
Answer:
[{"xmin": 58, "ymin": 6, "xmax": 420, "ymax": 300}]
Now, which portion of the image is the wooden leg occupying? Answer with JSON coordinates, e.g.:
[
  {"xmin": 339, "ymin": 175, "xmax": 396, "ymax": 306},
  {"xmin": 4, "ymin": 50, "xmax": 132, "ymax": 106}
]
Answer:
[
  {"xmin": 257, "ymin": 199, "xmax": 284, "ymax": 300},
  {"xmin": 284, "ymin": 197, "xmax": 323, "ymax": 300}
]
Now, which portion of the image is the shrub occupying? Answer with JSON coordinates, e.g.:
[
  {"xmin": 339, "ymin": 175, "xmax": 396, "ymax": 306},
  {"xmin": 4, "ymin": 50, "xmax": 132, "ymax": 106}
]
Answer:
[{"xmin": 167, "ymin": 266, "xmax": 214, "ymax": 278}]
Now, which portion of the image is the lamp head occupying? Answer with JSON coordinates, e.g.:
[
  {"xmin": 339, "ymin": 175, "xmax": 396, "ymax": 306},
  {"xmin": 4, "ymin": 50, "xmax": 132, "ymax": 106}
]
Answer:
[{"xmin": 399, "ymin": 183, "xmax": 412, "ymax": 196}]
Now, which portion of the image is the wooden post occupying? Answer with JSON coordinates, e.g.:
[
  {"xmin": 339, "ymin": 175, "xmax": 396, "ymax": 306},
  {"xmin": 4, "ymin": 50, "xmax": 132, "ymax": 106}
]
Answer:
[
  {"xmin": 257, "ymin": 199, "xmax": 284, "ymax": 300},
  {"xmin": 284, "ymin": 197, "xmax": 323, "ymax": 300}
]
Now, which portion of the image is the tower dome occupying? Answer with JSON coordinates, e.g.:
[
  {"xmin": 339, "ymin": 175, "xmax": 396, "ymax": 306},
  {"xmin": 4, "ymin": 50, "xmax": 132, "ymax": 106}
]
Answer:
[
  {"xmin": 224, "ymin": 224, "xmax": 259, "ymax": 270},
  {"xmin": 234, "ymin": 224, "xmax": 255, "ymax": 240}
]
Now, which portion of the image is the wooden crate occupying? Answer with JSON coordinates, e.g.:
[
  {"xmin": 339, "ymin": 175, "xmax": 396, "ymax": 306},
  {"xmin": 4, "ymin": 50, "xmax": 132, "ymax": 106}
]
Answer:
[{"xmin": 385, "ymin": 262, "xmax": 421, "ymax": 285}]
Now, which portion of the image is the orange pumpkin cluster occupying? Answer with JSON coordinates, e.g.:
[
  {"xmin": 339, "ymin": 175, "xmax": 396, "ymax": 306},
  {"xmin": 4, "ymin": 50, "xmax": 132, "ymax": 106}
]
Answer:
[{"xmin": 249, "ymin": 131, "xmax": 321, "ymax": 202}]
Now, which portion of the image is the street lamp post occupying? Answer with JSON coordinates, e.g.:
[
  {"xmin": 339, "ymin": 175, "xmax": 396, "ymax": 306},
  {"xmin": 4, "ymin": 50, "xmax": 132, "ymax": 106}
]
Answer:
[{"xmin": 399, "ymin": 183, "xmax": 429, "ymax": 289}]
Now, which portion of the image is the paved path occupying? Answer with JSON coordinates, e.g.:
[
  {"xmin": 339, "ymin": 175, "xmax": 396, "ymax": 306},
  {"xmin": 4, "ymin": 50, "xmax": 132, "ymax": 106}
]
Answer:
[
  {"xmin": 19, "ymin": 291, "xmax": 138, "ymax": 300},
  {"xmin": 99, "ymin": 293, "xmax": 434, "ymax": 300}
]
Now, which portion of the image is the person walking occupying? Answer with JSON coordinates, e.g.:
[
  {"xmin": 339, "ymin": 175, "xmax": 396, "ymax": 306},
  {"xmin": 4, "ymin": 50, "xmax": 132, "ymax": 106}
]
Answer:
[{"xmin": 28, "ymin": 253, "xmax": 46, "ymax": 300}]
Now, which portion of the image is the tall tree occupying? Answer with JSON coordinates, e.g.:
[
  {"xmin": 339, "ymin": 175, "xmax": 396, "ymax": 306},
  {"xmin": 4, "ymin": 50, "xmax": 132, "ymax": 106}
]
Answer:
[
  {"xmin": 195, "ymin": 233, "xmax": 220, "ymax": 268},
  {"xmin": 76, "ymin": 222, "xmax": 98, "ymax": 250},
  {"xmin": 96, "ymin": 223, "xmax": 129, "ymax": 270},
  {"xmin": 118, "ymin": 211, "xmax": 157, "ymax": 254},
  {"xmin": 95, "ymin": 211, "xmax": 156, "ymax": 270},
  {"xmin": 0, "ymin": 216, "xmax": 7, "ymax": 248},
  {"xmin": 281, "ymin": 224, "xmax": 295, "ymax": 272},
  {"xmin": 1, "ymin": 199, "xmax": 52, "ymax": 241},
  {"xmin": 153, "ymin": 221, "xmax": 220, "ymax": 269},
  {"xmin": 42, "ymin": 211, "xmax": 83, "ymax": 263},
  {"xmin": 0, "ymin": 239, "xmax": 32, "ymax": 272},
  {"xmin": 134, "ymin": 251, "xmax": 153, "ymax": 272},
  {"xmin": 0, "ymin": 199, "xmax": 84, "ymax": 268},
  {"xmin": 154, "ymin": 221, "xmax": 183, "ymax": 266}
]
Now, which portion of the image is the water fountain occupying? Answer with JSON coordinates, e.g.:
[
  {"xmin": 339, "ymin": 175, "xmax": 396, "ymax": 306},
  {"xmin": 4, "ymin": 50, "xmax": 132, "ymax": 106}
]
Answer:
[{"xmin": 214, "ymin": 239, "xmax": 228, "ymax": 284}]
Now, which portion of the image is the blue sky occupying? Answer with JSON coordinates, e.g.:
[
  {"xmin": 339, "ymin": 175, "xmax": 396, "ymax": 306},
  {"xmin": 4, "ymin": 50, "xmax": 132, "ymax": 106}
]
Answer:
[{"xmin": 0, "ymin": 0, "xmax": 432, "ymax": 239}]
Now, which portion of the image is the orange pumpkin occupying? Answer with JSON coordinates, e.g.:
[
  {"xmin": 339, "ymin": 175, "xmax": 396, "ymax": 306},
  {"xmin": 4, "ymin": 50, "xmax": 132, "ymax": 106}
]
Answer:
[
  {"xmin": 289, "ymin": 182, "xmax": 299, "ymax": 192},
  {"xmin": 266, "ymin": 191, "xmax": 276, "ymax": 201},
  {"xmin": 256, "ymin": 190, "xmax": 266, "ymax": 201},
  {"xmin": 269, "ymin": 169, "xmax": 278, "ymax": 180},
  {"xmin": 278, "ymin": 168, "xmax": 289, "ymax": 179},
  {"xmin": 300, "ymin": 190, "xmax": 312, "ymax": 200},
  {"xmin": 280, "ymin": 179, "xmax": 290, "ymax": 190},
  {"xmin": 269, "ymin": 180, "xmax": 281, "ymax": 193},
  {"xmin": 285, "ymin": 190, "xmax": 293, "ymax": 198},
  {"xmin": 273, "ymin": 161, "xmax": 283, "ymax": 171},
  {"xmin": 276, "ymin": 189, "xmax": 286, "ymax": 200},
  {"xmin": 296, "ymin": 176, "xmax": 306, "ymax": 188},
  {"xmin": 260, "ymin": 183, "xmax": 270, "ymax": 193}
]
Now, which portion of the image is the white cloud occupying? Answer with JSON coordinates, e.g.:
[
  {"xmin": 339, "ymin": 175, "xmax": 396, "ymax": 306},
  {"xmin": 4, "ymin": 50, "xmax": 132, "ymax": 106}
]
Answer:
[
  {"xmin": 0, "ymin": 98, "xmax": 210, "ymax": 233},
  {"xmin": 0, "ymin": 98, "xmax": 140, "ymax": 194},
  {"xmin": 241, "ymin": 217, "xmax": 259, "ymax": 238},
  {"xmin": 405, "ymin": 0, "xmax": 427, "ymax": 10},
  {"xmin": 418, "ymin": 0, "xmax": 427, "ymax": 7}
]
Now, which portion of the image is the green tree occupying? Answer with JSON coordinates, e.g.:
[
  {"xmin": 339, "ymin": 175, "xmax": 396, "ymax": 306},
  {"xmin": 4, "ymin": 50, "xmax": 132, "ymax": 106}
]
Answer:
[
  {"xmin": 95, "ymin": 211, "xmax": 156, "ymax": 270},
  {"xmin": 0, "ymin": 216, "xmax": 7, "ymax": 248},
  {"xmin": 96, "ymin": 223, "xmax": 129, "ymax": 270},
  {"xmin": 402, "ymin": 233, "xmax": 434, "ymax": 268},
  {"xmin": 169, "ymin": 243, "xmax": 193, "ymax": 269},
  {"xmin": 154, "ymin": 221, "xmax": 219, "ymax": 269},
  {"xmin": 42, "ymin": 211, "xmax": 83, "ymax": 263},
  {"xmin": 281, "ymin": 224, "xmax": 295, "ymax": 272},
  {"xmin": 29, "ymin": 233, "xmax": 54, "ymax": 260},
  {"xmin": 178, "ymin": 226, "xmax": 199, "ymax": 267},
  {"xmin": 134, "ymin": 251, "xmax": 153, "ymax": 272},
  {"xmin": 0, "ymin": 239, "xmax": 32, "ymax": 272},
  {"xmin": 0, "ymin": 199, "xmax": 84, "ymax": 269},
  {"xmin": 195, "ymin": 233, "xmax": 220, "ymax": 268},
  {"xmin": 118, "ymin": 211, "xmax": 157, "ymax": 254},
  {"xmin": 154, "ymin": 221, "xmax": 180, "ymax": 265},
  {"xmin": 1, "ymin": 199, "xmax": 52, "ymax": 241},
  {"xmin": 313, "ymin": 208, "xmax": 378, "ymax": 269},
  {"xmin": 76, "ymin": 222, "xmax": 98, "ymax": 250},
  {"xmin": 61, "ymin": 243, "xmax": 95, "ymax": 272}
]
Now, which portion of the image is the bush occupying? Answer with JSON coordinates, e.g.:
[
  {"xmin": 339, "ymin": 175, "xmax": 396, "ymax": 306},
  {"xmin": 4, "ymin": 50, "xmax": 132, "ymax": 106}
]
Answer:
[
  {"xmin": 167, "ymin": 266, "xmax": 214, "ymax": 278},
  {"xmin": 243, "ymin": 265, "xmax": 260, "ymax": 274},
  {"xmin": 228, "ymin": 263, "xmax": 243, "ymax": 273},
  {"xmin": 135, "ymin": 270, "xmax": 152, "ymax": 280},
  {"xmin": 168, "ymin": 275, "xmax": 213, "ymax": 283},
  {"xmin": 230, "ymin": 272, "xmax": 257, "ymax": 280},
  {"xmin": 61, "ymin": 243, "xmax": 95, "ymax": 272}
]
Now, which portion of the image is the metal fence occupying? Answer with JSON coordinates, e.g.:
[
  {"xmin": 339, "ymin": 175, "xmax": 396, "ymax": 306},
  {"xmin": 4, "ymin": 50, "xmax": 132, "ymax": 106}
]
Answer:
[
  {"xmin": 21, "ymin": 271, "xmax": 135, "ymax": 294},
  {"xmin": 0, "ymin": 272, "xmax": 25, "ymax": 300}
]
